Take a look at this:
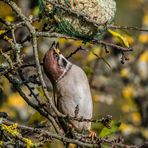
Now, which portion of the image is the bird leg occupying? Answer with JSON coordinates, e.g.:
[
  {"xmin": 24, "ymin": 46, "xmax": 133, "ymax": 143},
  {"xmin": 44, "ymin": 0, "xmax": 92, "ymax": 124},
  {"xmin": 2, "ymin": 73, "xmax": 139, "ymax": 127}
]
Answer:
[{"xmin": 88, "ymin": 130, "xmax": 97, "ymax": 141}]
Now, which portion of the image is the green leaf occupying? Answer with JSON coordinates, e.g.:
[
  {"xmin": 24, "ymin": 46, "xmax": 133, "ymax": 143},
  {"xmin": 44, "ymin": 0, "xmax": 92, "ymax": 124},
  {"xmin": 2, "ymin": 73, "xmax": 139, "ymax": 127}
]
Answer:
[
  {"xmin": 99, "ymin": 120, "xmax": 121, "ymax": 138},
  {"xmin": 84, "ymin": 66, "xmax": 93, "ymax": 76},
  {"xmin": 37, "ymin": 0, "xmax": 46, "ymax": 14},
  {"xmin": 92, "ymin": 122, "xmax": 104, "ymax": 135}
]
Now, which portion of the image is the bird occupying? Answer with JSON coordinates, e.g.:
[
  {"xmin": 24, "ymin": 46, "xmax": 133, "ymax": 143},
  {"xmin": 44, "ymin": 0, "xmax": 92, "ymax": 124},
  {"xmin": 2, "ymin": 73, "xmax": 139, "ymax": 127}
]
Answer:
[{"xmin": 43, "ymin": 42, "xmax": 95, "ymax": 139}]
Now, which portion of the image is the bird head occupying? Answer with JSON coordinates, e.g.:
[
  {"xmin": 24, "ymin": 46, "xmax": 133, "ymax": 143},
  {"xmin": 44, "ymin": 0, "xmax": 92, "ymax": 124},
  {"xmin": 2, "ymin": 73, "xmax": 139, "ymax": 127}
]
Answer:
[{"xmin": 43, "ymin": 42, "xmax": 71, "ymax": 84}]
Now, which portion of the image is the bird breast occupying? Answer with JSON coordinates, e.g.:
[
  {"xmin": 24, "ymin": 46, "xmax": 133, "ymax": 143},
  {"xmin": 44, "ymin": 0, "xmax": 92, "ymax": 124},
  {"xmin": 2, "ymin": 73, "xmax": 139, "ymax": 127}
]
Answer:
[{"xmin": 56, "ymin": 64, "xmax": 93, "ymax": 131}]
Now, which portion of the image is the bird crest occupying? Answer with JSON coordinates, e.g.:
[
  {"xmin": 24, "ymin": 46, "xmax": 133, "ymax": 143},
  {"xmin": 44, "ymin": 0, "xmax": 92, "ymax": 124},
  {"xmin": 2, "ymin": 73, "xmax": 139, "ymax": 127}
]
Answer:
[{"xmin": 51, "ymin": 41, "xmax": 60, "ymax": 55}]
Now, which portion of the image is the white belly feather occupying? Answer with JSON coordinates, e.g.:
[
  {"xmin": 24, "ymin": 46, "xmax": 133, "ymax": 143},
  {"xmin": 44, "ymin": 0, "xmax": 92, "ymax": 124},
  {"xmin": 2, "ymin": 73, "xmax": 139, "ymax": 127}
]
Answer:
[{"xmin": 56, "ymin": 64, "xmax": 93, "ymax": 131}]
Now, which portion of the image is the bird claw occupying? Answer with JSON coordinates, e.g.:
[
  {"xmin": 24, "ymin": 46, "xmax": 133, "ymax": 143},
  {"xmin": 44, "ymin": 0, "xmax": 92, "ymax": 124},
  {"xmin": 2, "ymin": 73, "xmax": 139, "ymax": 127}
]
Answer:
[{"xmin": 88, "ymin": 131, "xmax": 97, "ymax": 141}]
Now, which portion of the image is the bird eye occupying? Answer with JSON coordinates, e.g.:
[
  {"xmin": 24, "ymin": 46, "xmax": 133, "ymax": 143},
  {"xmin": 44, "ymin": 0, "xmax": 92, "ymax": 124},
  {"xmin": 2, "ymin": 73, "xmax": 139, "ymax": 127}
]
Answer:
[{"xmin": 54, "ymin": 53, "xmax": 59, "ymax": 60}]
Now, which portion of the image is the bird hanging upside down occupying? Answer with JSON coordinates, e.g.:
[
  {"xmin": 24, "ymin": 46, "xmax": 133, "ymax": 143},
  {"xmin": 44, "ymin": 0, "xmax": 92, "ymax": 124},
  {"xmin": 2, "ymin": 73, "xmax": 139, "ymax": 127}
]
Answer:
[{"xmin": 43, "ymin": 42, "xmax": 96, "ymax": 139}]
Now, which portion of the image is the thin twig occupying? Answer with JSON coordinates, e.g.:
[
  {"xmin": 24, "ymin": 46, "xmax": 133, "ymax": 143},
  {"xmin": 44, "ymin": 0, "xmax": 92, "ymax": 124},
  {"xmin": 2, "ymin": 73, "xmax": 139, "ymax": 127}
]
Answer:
[{"xmin": 108, "ymin": 25, "xmax": 148, "ymax": 32}]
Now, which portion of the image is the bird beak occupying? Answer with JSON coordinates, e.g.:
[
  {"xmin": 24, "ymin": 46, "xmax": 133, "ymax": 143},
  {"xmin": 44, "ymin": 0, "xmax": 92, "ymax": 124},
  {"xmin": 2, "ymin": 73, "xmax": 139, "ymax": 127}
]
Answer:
[
  {"xmin": 50, "ymin": 41, "xmax": 60, "ymax": 55},
  {"xmin": 50, "ymin": 41, "xmax": 56, "ymax": 51}
]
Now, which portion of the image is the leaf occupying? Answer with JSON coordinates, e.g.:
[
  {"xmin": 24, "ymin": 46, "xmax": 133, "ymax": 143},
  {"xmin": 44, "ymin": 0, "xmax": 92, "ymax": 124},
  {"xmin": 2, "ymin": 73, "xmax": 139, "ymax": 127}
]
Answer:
[
  {"xmin": 0, "ymin": 141, "xmax": 3, "ymax": 147},
  {"xmin": 0, "ymin": 30, "xmax": 5, "ymax": 35},
  {"xmin": 29, "ymin": 111, "xmax": 46, "ymax": 125},
  {"xmin": 108, "ymin": 29, "xmax": 129, "ymax": 47},
  {"xmin": 122, "ymin": 86, "xmax": 134, "ymax": 101},
  {"xmin": 120, "ymin": 68, "xmax": 129, "ymax": 78},
  {"xmin": 92, "ymin": 122, "xmax": 104, "ymax": 135},
  {"xmin": 5, "ymin": 16, "xmax": 14, "ymax": 22},
  {"xmin": 139, "ymin": 51, "xmax": 148, "ymax": 62},
  {"xmin": 99, "ymin": 120, "xmax": 121, "ymax": 138},
  {"xmin": 84, "ymin": 66, "xmax": 93, "ymax": 76},
  {"xmin": 36, "ymin": 86, "xmax": 45, "ymax": 97},
  {"xmin": 38, "ymin": 0, "xmax": 44, "ymax": 11},
  {"xmin": 139, "ymin": 34, "xmax": 148, "ymax": 43},
  {"xmin": 7, "ymin": 93, "xmax": 26, "ymax": 108},
  {"xmin": 87, "ymin": 47, "xmax": 101, "ymax": 62},
  {"xmin": 101, "ymin": 57, "xmax": 111, "ymax": 69},
  {"xmin": 32, "ymin": 7, "xmax": 40, "ymax": 16},
  {"xmin": 91, "ymin": 51, "xmax": 111, "ymax": 68},
  {"xmin": 43, "ymin": 141, "xmax": 52, "ymax": 148}
]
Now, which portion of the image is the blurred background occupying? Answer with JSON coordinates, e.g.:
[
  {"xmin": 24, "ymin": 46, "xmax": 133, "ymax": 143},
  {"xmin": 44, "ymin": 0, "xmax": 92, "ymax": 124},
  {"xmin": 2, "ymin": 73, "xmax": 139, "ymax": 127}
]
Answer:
[{"xmin": 0, "ymin": 0, "xmax": 148, "ymax": 147}]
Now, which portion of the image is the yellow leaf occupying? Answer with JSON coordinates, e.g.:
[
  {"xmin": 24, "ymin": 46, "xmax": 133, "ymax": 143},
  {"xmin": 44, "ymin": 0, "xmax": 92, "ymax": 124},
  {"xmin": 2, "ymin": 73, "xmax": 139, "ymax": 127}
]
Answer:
[
  {"xmin": 0, "ymin": 30, "xmax": 5, "ymax": 35},
  {"xmin": 122, "ymin": 86, "xmax": 134, "ymax": 100},
  {"xmin": 5, "ymin": 16, "xmax": 14, "ymax": 22},
  {"xmin": 139, "ymin": 34, "xmax": 148, "ymax": 43},
  {"xmin": 131, "ymin": 112, "xmax": 141, "ymax": 125},
  {"xmin": 119, "ymin": 123, "xmax": 134, "ymax": 135},
  {"xmin": 58, "ymin": 38, "xmax": 67, "ymax": 44},
  {"xmin": 121, "ymin": 104, "xmax": 130, "ymax": 113},
  {"xmin": 29, "ymin": 112, "xmax": 46, "ymax": 125},
  {"xmin": 36, "ymin": 86, "xmax": 45, "ymax": 97},
  {"xmin": 125, "ymin": 34, "xmax": 134, "ymax": 45},
  {"xmin": 7, "ymin": 93, "xmax": 26, "ymax": 108},
  {"xmin": 120, "ymin": 68, "xmax": 129, "ymax": 78},
  {"xmin": 139, "ymin": 50, "xmax": 148, "ymax": 62},
  {"xmin": 108, "ymin": 29, "xmax": 129, "ymax": 47},
  {"xmin": 87, "ymin": 46, "xmax": 101, "ymax": 62},
  {"xmin": 141, "ymin": 128, "xmax": 148, "ymax": 139},
  {"xmin": 0, "ymin": 141, "xmax": 3, "ymax": 146},
  {"xmin": 143, "ymin": 14, "xmax": 148, "ymax": 26},
  {"xmin": 93, "ymin": 94, "xmax": 100, "ymax": 102},
  {"xmin": 74, "ymin": 40, "xmax": 82, "ymax": 46},
  {"xmin": 69, "ymin": 144, "xmax": 76, "ymax": 148}
]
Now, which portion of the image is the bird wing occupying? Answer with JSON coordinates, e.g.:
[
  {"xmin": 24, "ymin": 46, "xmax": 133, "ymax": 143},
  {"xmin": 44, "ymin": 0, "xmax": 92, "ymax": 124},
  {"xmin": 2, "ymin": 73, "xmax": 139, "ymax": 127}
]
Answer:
[{"xmin": 53, "ymin": 85, "xmax": 58, "ymax": 107}]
